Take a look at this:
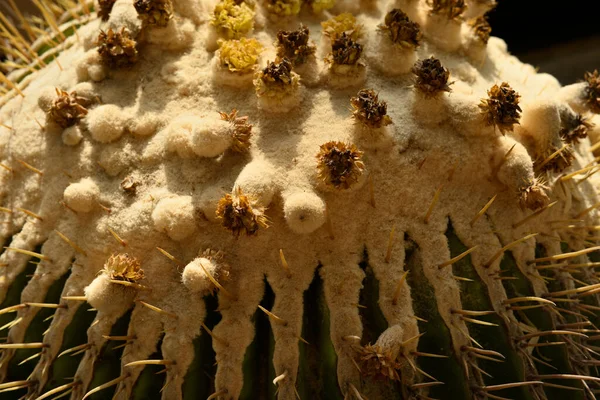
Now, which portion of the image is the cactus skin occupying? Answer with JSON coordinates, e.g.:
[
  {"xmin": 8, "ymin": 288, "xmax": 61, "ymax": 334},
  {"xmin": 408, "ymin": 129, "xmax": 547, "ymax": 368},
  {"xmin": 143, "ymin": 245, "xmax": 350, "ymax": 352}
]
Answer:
[{"xmin": 1, "ymin": 1, "xmax": 600, "ymax": 400}]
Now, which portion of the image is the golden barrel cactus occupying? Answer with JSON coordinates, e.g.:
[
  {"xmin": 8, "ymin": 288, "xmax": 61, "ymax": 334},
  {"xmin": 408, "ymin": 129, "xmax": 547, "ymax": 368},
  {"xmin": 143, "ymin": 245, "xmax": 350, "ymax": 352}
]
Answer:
[{"xmin": 1, "ymin": 0, "xmax": 600, "ymax": 399}]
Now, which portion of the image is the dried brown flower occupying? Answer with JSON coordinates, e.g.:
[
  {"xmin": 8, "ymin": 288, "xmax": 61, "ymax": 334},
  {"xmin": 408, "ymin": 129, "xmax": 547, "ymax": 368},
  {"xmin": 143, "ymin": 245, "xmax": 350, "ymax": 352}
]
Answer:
[
  {"xmin": 378, "ymin": 9, "xmax": 421, "ymax": 48},
  {"xmin": 97, "ymin": 28, "xmax": 139, "ymax": 69},
  {"xmin": 216, "ymin": 188, "xmax": 268, "ymax": 236},
  {"xmin": 560, "ymin": 113, "xmax": 593, "ymax": 144},
  {"xmin": 260, "ymin": 58, "xmax": 294, "ymax": 85},
  {"xmin": 103, "ymin": 253, "xmax": 145, "ymax": 282},
  {"xmin": 316, "ymin": 141, "xmax": 365, "ymax": 190},
  {"xmin": 98, "ymin": 0, "xmax": 117, "ymax": 21},
  {"xmin": 469, "ymin": 15, "xmax": 491, "ymax": 44},
  {"xmin": 412, "ymin": 57, "xmax": 452, "ymax": 97},
  {"xmin": 326, "ymin": 33, "xmax": 363, "ymax": 66},
  {"xmin": 428, "ymin": 0, "xmax": 467, "ymax": 21},
  {"xmin": 121, "ymin": 176, "xmax": 138, "ymax": 194},
  {"xmin": 219, "ymin": 109, "xmax": 253, "ymax": 152},
  {"xmin": 584, "ymin": 70, "xmax": 600, "ymax": 114},
  {"xmin": 48, "ymin": 88, "xmax": 89, "ymax": 128},
  {"xmin": 357, "ymin": 344, "xmax": 402, "ymax": 381},
  {"xmin": 351, "ymin": 89, "xmax": 393, "ymax": 129},
  {"xmin": 518, "ymin": 179, "xmax": 550, "ymax": 211},
  {"xmin": 479, "ymin": 82, "xmax": 521, "ymax": 134},
  {"xmin": 134, "ymin": 0, "xmax": 173, "ymax": 27},
  {"xmin": 276, "ymin": 24, "xmax": 316, "ymax": 66}
]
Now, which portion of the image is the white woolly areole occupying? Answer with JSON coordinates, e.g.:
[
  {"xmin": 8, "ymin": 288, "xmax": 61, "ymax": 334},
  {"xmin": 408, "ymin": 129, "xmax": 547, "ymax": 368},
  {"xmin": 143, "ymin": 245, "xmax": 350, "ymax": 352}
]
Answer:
[
  {"xmin": 87, "ymin": 104, "xmax": 128, "ymax": 143},
  {"xmin": 233, "ymin": 160, "xmax": 278, "ymax": 207},
  {"xmin": 62, "ymin": 125, "xmax": 83, "ymax": 146},
  {"xmin": 191, "ymin": 115, "xmax": 233, "ymax": 157},
  {"xmin": 182, "ymin": 257, "xmax": 217, "ymax": 293},
  {"xmin": 84, "ymin": 274, "xmax": 136, "ymax": 315},
  {"xmin": 37, "ymin": 87, "xmax": 57, "ymax": 113},
  {"xmin": 63, "ymin": 178, "xmax": 99, "ymax": 213},
  {"xmin": 283, "ymin": 191, "xmax": 327, "ymax": 234},
  {"xmin": 151, "ymin": 196, "xmax": 196, "ymax": 241}
]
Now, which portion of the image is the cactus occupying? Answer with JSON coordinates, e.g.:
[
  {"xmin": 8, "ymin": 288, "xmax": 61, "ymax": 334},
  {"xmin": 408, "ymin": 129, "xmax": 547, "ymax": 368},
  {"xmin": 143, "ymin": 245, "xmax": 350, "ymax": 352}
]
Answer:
[{"xmin": 1, "ymin": 0, "xmax": 600, "ymax": 400}]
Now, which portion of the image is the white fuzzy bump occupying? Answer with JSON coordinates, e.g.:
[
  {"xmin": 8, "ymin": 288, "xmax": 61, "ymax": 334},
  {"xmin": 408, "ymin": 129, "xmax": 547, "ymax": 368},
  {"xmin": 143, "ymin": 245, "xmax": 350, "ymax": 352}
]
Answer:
[
  {"xmin": 191, "ymin": 116, "xmax": 232, "ymax": 157},
  {"xmin": 283, "ymin": 191, "xmax": 327, "ymax": 234},
  {"xmin": 152, "ymin": 196, "xmax": 197, "ymax": 241},
  {"xmin": 233, "ymin": 160, "xmax": 278, "ymax": 206},
  {"xmin": 63, "ymin": 178, "xmax": 99, "ymax": 213},
  {"xmin": 62, "ymin": 125, "xmax": 83, "ymax": 146},
  {"xmin": 87, "ymin": 105, "xmax": 127, "ymax": 143},
  {"xmin": 182, "ymin": 257, "xmax": 216, "ymax": 293},
  {"xmin": 85, "ymin": 274, "xmax": 136, "ymax": 315},
  {"xmin": 37, "ymin": 87, "xmax": 57, "ymax": 113}
]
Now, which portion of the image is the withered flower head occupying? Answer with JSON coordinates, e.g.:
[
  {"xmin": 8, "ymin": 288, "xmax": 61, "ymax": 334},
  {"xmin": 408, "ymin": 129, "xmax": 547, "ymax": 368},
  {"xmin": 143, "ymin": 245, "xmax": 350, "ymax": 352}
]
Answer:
[
  {"xmin": 584, "ymin": 70, "xmax": 600, "ymax": 114},
  {"xmin": 103, "ymin": 253, "xmax": 145, "ymax": 283},
  {"xmin": 48, "ymin": 88, "xmax": 89, "ymax": 128},
  {"xmin": 518, "ymin": 179, "xmax": 550, "ymax": 211},
  {"xmin": 216, "ymin": 188, "xmax": 268, "ymax": 236},
  {"xmin": 350, "ymin": 89, "xmax": 393, "ymax": 129},
  {"xmin": 97, "ymin": 28, "xmax": 139, "ymax": 69},
  {"xmin": 121, "ymin": 176, "xmax": 138, "ymax": 194},
  {"xmin": 560, "ymin": 113, "xmax": 593, "ymax": 144},
  {"xmin": 260, "ymin": 58, "xmax": 294, "ymax": 85},
  {"xmin": 479, "ymin": 82, "xmax": 521, "ymax": 134},
  {"xmin": 327, "ymin": 33, "xmax": 363, "ymax": 66},
  {"xmin": 316, "ymin": 141, "xmax": 365, "ymax": 190},
  {"xmin": 276, "ymin": 24, "xmax": 316, "ymax": 66},
  {"xmin": 98, "ymin": 0, "xmax": 117, "ymax": 21},
  {"xmin": 428, "ymin": 0, "xmax": 467, "ymax": 21},
  {"xmin": 134, "ymin": 0, "xmax": 173, "ymax": 27},
  {"xmin": 378, "ymin": 8, "xmax": 421, "ymax": 48},
  {"xmin": 412, "ymin": 57, "xmax": 452, "ymax": 97},
  {"xmin": 357, "ymin": 344, "xmax": 402, "ymax": 381},
  {"xmin": 469, "ymin": 15, "xmax": 491, "ymax": 44},
  {"xmin": 219, "ymin": 109, "xmax": 253, "ymax": 152}
]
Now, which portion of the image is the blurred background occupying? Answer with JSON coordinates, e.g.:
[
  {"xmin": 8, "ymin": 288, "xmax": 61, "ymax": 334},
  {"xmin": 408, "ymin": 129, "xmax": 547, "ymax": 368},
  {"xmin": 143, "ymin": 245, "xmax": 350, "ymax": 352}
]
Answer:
[{"xmin": 2, "ymin": 0, "xmax": 600, "ymax": 84}]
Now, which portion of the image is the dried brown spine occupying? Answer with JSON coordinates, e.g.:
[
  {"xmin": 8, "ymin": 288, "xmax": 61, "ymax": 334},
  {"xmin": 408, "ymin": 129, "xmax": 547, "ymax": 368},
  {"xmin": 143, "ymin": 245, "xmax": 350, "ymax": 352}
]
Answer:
[
  {"xmin": 134, "ymin": 0, "xmax": 173, "ymax": 28},
  {"xmin": 48, "ymin": 88, "xmax": 89, "ymax": 128},
  {"xmin": 412, "ymin": 57, "xmax": 452, "ymax": 97},
  {"xmin": 276, "ymin": 24, "xmax": 316, "ymax": 66},
  {"xmin": 316, "ymin": 141, "xmax": 365, "ymax": 190},
  {"xmin": 327, "ymin": 33, "xmax": 363, "ymax": 66},
  {"xmin": 584, "ymin": 70, "xmax": 600, "ymax": 114},
  {"xmin": 479, "ymin": 82, "xmax": 522, "ymax": 134},
  {"xmin": 216, "ymin": 188, "xmax": 268, "ymax": 236},
  {"xmin": 378, "ymin": 9, "xmax": 421, "ymax": 48},
  {"xmin": 219, "ymin": 109, "xmax": 253, "ymax": 152},
  {"xmin": 97, "ymin": 28, "xmax": 139, "ymax": 69},
  {"xmin": 350, "ymin": 89, "xmax": 392, "ymax": 129}
]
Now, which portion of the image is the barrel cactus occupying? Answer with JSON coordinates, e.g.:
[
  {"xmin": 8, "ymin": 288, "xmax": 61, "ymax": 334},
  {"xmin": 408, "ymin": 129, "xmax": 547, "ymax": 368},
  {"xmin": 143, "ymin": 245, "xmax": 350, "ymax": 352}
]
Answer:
[{"xmin": 2, "ymin": 0, "xmax": 600, "ymax": 399}]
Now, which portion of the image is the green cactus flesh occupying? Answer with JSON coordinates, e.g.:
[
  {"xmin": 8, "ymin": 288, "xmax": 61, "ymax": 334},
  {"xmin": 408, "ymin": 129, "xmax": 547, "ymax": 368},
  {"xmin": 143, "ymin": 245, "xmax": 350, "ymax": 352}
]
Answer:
[{"xmin": 2, "ymin": 0, "xmax": 600, "ymax": 399}]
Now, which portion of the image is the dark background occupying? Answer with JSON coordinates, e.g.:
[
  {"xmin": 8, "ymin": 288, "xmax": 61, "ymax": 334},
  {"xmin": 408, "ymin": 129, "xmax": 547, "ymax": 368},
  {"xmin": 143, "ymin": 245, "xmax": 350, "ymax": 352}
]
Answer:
[{"xmin": 2, "ymin": 0, "xmax": 600, "ymax": 84}]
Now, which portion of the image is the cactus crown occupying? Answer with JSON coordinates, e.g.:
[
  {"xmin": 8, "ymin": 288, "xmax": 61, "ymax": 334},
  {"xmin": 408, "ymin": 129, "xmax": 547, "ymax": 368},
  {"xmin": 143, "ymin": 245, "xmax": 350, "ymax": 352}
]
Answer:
[
  {"xmin": 378, "ymin": 8, "xmax": 422, "ymax": 48},
  {"xmin": 97, "ymin": 28, "xmax": 139, "ymax": 68}
]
